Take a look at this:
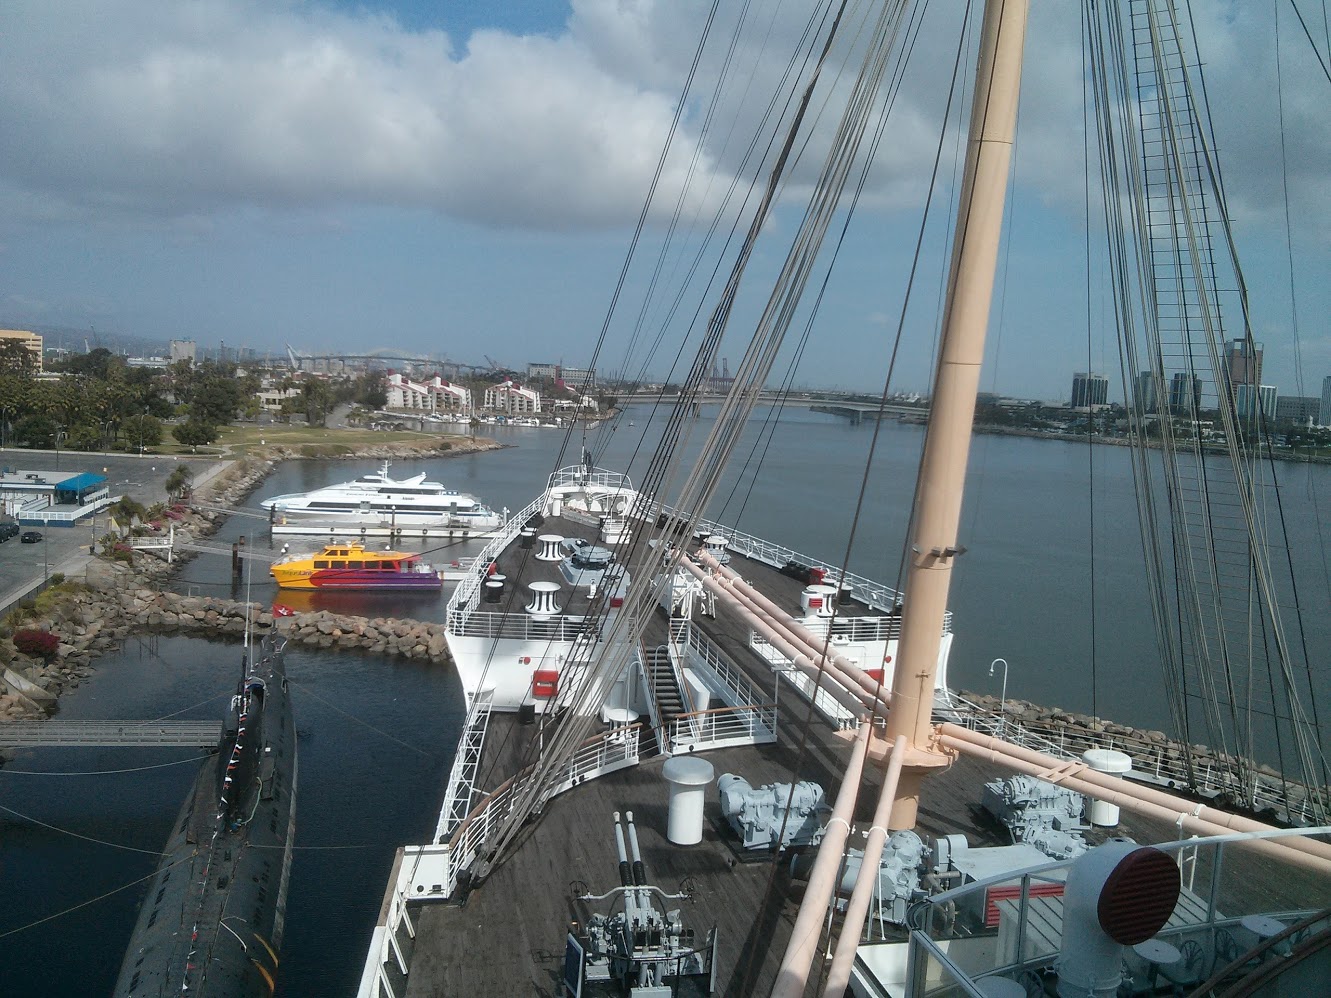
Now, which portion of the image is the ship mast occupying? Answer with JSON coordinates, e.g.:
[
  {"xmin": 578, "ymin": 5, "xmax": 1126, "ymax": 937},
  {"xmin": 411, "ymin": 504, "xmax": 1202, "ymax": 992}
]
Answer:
[{"xmin": 884, "ymin": 0, "xmax": 1029, "ymax": 829}]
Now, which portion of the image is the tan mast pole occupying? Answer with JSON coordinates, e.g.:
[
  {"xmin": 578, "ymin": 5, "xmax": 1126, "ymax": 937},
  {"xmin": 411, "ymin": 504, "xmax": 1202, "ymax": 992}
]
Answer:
[{"xmin": 885, "ymin": 0, "xmax": 1030, "ymax": 829}]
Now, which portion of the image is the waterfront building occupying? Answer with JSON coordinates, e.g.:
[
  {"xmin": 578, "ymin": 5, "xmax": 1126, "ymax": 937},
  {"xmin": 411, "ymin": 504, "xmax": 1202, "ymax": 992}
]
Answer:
[
  {"xmin": 484, "ymin": 380, "xmax": 541, "ymax": 414},
  {"xmin": 1234, "ymin": 383, "xmax": 1277, "ymax": 424},
  {"xmin": 1224, "ymin": 337, "xmax": 1263, "ymax": 388},
  {"xmin": 1169, "ymin": 372, "xmax": 1203, "ymax": 414},
  {"xmin": 169, "ymin": 339, "xmax": 196, "ymax": 364},
  {"xmin": 527, "ymin": 362, "xmax": 596, "ymax": 387},
  {"xmin": 1132, "ymin": 371, "xmax": 1161, "ymax": 414},
  {"xmin": 0, "ymin": 329, "xmax": 43, "ymax": 373},
  {"xmin": 1274, "ymin": 395, "xmax": 1320, "ymax": 425},
  {"xmin": 256, "ymin": 387, "xmax": 302, "ymax": 412},
  {"xmin": 1070, "ymin": 372, "xmax": 1109, "ymax": 410},
  {"xmin": 387, "ymin": 373, "xmax": 471, "ymax": 413}
]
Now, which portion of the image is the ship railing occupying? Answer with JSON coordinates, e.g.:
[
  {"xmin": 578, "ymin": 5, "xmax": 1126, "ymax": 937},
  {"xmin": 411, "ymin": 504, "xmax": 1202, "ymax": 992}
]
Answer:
[
  {"xmin": 890, "ymin": 826, "xmax": 1331, "ymax": 995},
  {"xmin": 798, "ymin": 615, "xmax": 902, "ymax": 642},
  {"xmin": 667, "ymin": 704, "xmax": 778, "ymax": 752},
  {"xmin": 445, "ymin": 492, "xmax": 546, "ymax": 628},
  {"xmin": 358, "ymin": 849, "xmax": 417, "ymax": 998},
  {"xmin": 433, "ymin": 688, "xmax": 495, "ymax": 845},
  {"xmin": 547, "ymin": 465, "xmax": 635, "ymax": 493},
  {"xmin": 451, "ymin": 610, "xmax": 598, "ymax": 643},
  {"xmin": 946, "ymin": 693, "xmax": 1330, "ymax": 826},
  {"xmin": 409, "ymin": 724, "xmax": 644, "ymax": 901},
  {"xmin": 670, "ymin": 618, "xmax": 775, "ymax": 717},
  {"xmin": 652, "ymin": 501, "xmax": 952, "ymax": 633},
  {"xmin": 749, "ymin": 633, "xmax": 861, "ymax": 729}
]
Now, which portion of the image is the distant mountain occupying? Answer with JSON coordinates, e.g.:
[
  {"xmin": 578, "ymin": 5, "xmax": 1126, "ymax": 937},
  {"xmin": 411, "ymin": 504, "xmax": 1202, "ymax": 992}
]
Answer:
[{"xmin": 11, "ymin": 322, "xmax": 172, "ymax": 358}]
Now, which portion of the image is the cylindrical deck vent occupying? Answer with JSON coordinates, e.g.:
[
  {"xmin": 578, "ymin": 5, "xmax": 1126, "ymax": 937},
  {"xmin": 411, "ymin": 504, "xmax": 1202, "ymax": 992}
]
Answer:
[
  {"xmin": 663, "ymin": 756, "xmax": 715, "ymax": 845},
  {"xmin": 483, "ymin": 579, "xmax": 504, "ymax": 604},
  {"xmin": 519, "ymin": 528, "xmax": 537, "ymax": 549},
  {"xmin": 837, "ymin": 581, "xmax": 854, "ymax": 605},
  {"xmin": 800, "ymin": 584, "xmax": 838, "ymax": 617},
  {"xmin": 702, "ymin": 534, "xmax": 730, "ymax": 563},
  {"xmin": 1081, "ymin": 749, "xmax": 1133, "ymax": 826},
  {"xmin": 525, "ymin": 581, "xmax": 562, "ymax": 616},
  {"xmin": 536, "ymin": 534, "xmax": 564, "ymax": 562}
]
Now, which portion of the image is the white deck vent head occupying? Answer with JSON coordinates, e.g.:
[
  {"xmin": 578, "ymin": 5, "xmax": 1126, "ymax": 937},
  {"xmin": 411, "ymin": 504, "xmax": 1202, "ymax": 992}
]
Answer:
[
  {"xmin": 536, "ymin": 534, "xmax": 564, "ymax": 562},
  {"xmin": 1056, "ymin": 839, "xmax": 1179, "ymax": 998},
  {"xmin": 525, "ymin": 581, "xmax": 562, "ymax": 616},
  {"xmin": 800, "ymin": 584, "xmax": 838, "ymax": 617},
  {"xmin": 1080, "ymin": 749, "xmax": 1132, "ymax": 826},
  {"xmin": 702, "ymin": 534, "xmax": 730, "ymax": 564},
  {"xmin": 663, "ymin": 756, "xmax": 715, "ymax": 845}
]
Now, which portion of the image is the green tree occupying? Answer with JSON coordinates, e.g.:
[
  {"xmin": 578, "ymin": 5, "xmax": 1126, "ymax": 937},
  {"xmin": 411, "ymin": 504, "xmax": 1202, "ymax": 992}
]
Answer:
[
  {"xmin": 13, "ymin": 413, "xmax": 56, "ymax": 448},
  {"xmin": 65, "ymin": 423, "xmax": 103, "ymax": 451},
  {"xmin": 123, "ymin": 413, "xmax": 163, "ymax": 450},
  {"xmin": 357, "ymin": 373, "xmax": 388, "ymax": 409},
  {"xmin": 165, "ymin": 464, "xmax": 195, "ymax": 499},
  {"xmin": 0, "ymin": 339, "xmax": 37, "ymax": 376},
  {"xmin": 173, "ymin": 419, "xmax": 218, "ymax": 447},
  {"xmin": 302, "ymin": 378, "xmax": 334, "ymax": 426},
  {"xmin": 190, "ymin": 375, "xmax": 241, "ymax": 425}
]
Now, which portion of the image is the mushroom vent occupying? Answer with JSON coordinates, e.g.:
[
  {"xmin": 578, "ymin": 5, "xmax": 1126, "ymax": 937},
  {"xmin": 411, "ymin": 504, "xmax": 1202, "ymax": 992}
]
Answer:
[{"xmin": 1097, "ymin": 847, "xmax": 1180, "ymax": 945}]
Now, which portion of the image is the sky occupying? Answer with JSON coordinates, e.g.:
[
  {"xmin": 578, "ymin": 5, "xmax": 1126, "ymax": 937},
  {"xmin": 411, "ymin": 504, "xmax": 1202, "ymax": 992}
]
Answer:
[{"xmin": 1, "ymin": 0, "xmax": 1329, "ymax": 400}]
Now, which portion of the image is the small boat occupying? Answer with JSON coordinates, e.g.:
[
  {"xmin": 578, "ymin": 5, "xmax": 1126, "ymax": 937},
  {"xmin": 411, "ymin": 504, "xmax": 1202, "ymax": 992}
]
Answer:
[{"xmin": 269, "ymin": 542, "xmax": 442, "ymax": 590}]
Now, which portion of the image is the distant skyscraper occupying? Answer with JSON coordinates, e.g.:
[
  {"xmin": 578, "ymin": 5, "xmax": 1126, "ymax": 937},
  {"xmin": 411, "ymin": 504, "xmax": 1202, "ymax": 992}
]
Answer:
[
  {"xmin": 1071, "ymin": 372, "xmax": 1109, "ymax": 409},
  {"xmin": 1133, "ymin": 371, "xmax": 1160, "ymax": 414},
  {"xmin": 169, "ymin": 339, "xmax": 196, "ymax": 364},
  {"xmin": 1274, "ymin": 396, "xmax": 1320, "ymax": 424},
  {"xmin": 1169, "ymin": 373, "xmax": 1202, "ymax": 414},
  {"xmin": 1224, "ymin": 338, "xmax": 1263, "ymax": 388},
  {"xmin": 1234, "ymin": 383, "xmax": 1277, "ymax": 423}
]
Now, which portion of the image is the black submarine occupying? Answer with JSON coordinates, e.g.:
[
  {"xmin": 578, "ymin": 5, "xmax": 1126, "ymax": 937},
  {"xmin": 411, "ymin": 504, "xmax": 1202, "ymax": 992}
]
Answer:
[{"xmin": 114, "ymin": 633, "xmax": 297, "ymax": 997}]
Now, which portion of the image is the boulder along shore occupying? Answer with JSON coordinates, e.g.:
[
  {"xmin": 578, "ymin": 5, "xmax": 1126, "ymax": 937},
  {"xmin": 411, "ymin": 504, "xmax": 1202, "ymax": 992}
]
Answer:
[{"xmin": 0, "ymin": 438, "xmax": 494, "ymax": 722}]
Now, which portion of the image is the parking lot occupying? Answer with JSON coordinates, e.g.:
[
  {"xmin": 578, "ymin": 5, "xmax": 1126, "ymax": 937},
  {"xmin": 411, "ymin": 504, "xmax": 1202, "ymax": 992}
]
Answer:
[{"xmin": 0, "ymin": 449, "xmax": 226, "ymax": 610}]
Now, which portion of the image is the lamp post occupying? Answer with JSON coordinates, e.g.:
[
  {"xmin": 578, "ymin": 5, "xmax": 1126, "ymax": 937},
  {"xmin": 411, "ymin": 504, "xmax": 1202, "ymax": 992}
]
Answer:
[
  {"xmin": 989, "ymin": 658, "xmax": 1010, "ymax": 737},
  {"xmin": 0, "ymin": 405, "xmax": 12, "ymax": 448},
  {"xmin": 54, "ymin": 426, "xmax": 66, "ymax": 470},
  {"xmin": 139, "ymin": 406, "xmax": 148, "ymax": 456}
]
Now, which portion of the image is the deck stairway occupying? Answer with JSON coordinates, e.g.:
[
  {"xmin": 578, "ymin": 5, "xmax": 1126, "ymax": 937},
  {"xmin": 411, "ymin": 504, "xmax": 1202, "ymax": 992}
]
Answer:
[
  {"xmin": 433, "ymin": 688, "xmax": 495, "ymax": 845},
  {"xmin": 643, "ymin": 644, "xmax": 686, "ymax": 755}
]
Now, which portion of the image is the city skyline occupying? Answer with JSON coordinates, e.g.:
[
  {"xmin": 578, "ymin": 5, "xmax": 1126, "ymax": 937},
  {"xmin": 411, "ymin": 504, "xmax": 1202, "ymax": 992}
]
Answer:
[{"xmin": 2, "ymin": 2, "xmax": 1329, "ymax": 400}]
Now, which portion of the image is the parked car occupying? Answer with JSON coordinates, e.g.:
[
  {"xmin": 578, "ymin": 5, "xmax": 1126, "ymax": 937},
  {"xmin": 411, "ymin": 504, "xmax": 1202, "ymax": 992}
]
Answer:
[
  {"xmin": 20, "ymin": 530, "xmax": 42, "ymax": 544},
  {"xmin": 0, "ymin": 522, "xmax": 18, "ymax": 542}
]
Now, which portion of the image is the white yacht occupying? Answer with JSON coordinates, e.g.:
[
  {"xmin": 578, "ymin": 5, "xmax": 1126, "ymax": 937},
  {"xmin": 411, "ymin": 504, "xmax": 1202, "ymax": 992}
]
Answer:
[{"xmin": 260, "ymin": 462, "xmax": 504, "ymax": 531}]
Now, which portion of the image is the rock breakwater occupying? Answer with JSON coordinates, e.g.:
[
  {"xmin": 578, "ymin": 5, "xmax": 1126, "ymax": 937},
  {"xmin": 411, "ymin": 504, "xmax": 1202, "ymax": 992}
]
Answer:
[{"xmin": 0, "ymin": 450, "xmax": 457, "ymax": 722}]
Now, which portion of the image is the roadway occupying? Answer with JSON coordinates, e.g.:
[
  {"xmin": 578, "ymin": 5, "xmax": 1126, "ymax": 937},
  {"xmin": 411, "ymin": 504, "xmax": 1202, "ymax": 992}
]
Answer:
[{"xmin": 0, "ymin": 449, "xmax": 229, "ymax": 615}]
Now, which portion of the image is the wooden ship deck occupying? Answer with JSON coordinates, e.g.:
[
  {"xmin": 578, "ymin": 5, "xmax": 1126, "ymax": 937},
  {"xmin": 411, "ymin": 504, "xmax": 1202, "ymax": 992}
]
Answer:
[{"xmin": 385, "ymin": 523, "xmax": 1328, "ymax": 997}]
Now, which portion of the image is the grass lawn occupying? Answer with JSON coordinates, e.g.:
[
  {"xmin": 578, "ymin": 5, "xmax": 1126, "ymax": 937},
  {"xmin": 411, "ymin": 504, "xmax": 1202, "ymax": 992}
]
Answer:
[{"xmin": 208, "ymin": 423, "xmax": 474, "ymax": 457}]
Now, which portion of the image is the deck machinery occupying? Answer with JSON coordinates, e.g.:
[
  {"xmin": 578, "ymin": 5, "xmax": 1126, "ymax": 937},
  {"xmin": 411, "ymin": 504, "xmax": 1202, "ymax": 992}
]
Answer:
[{"xmin": 564, "ymin": 811, "xmax": 717, "ymax": 997}]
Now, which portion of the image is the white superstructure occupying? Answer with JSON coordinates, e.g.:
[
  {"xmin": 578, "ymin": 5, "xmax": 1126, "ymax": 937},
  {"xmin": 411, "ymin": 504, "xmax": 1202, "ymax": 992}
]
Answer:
[{"xmin": 260, "ymin": 462, "xmax": 503, "ymax": 529}]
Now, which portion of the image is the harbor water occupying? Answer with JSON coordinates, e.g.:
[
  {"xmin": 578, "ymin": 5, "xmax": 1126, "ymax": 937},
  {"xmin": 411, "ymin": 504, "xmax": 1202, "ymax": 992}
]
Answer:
[{"xmin": 1, "ymin": 404, "xmax": 1327, "ymax": 995}]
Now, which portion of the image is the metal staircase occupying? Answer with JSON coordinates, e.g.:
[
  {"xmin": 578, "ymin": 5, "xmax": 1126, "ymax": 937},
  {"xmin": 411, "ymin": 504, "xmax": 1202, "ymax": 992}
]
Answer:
[
  {"xmin": 433, "ymin": 688, "xmax": 495, "ymax": 844},
  {"xmin": 643, "ymin": 644, "xmax": 685, "ymax": 755}
]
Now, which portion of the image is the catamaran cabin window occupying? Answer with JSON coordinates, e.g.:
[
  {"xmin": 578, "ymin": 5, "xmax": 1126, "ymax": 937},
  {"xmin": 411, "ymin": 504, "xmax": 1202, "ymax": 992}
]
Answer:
[
  {"xmin": 364, "ymin": 560, "xmax": 380, "ymax": 569},
  {"xmin": 332, "ymin": 561, "xmax": 346, "ymax": 568},
  {"xmin": 314, "ymin": 560, "xmax": 329, "ymax": 569},
  {"xmin": 349, "ymin": 561, "xmax": 363, "ymax": 569}
]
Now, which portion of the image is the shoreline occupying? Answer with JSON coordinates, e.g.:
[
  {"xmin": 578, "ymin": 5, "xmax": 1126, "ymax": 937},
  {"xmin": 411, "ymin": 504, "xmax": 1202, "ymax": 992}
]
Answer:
[
  {"xmin": 0, "ymin": 440, "xmax": 1314, "ymax": 826},
  {"xmin": 971, "ymin": 422, "xmax": 1331, "ymax": 464},
  {"xmin": 0, "ymin": 439, "xmax": 487, "ymax": 724}
]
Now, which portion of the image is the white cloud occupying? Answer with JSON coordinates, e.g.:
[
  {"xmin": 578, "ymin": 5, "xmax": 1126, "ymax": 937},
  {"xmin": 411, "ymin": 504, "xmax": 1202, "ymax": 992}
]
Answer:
[
  {"xmin": 0, "ymin": 0, "xmax": 1325, "ymax": 237},
  {"xmin": 0, "ymin": 0, "xmax": 723, "ymax": 230}
]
